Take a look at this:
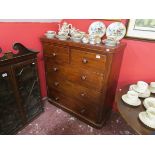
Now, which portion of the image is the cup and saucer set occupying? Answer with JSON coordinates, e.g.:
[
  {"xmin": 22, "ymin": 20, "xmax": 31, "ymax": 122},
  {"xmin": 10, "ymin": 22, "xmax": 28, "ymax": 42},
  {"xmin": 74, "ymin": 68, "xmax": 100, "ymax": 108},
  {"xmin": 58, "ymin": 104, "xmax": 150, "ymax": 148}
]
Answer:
[{"xmin": 121, "ymin": 81, "xmax": 155, "ymax": 129}]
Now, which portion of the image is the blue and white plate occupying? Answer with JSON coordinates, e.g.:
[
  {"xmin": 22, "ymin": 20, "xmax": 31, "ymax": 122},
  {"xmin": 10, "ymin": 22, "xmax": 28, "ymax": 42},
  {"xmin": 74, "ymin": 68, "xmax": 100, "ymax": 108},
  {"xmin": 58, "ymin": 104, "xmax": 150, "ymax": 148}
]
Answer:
[
  {"xmin": 106, "ymin": 22, "xmax": 126, "ymax": 41},
  {"xmin": 88, "ymin": 21, "xmax": 106, "ymax": 38}
]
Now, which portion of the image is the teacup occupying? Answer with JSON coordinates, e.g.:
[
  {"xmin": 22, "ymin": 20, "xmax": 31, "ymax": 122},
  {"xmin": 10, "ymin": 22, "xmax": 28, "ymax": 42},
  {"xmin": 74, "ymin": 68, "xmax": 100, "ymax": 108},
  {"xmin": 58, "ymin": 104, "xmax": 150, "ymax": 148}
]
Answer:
[
  {"xmin": 137, "ymin": 81, "xmax": 148, "ymax": 92},
  {"xmin": 126, "ymin": 90, "xmax": 139, "ymax": 103},
  {"xmin": 150, "ymin": 82, "xmax": 155, "ymax": 88},
  {"xmin": 146, "ymin": 107, "xmax": 155, "ymax": 119}
]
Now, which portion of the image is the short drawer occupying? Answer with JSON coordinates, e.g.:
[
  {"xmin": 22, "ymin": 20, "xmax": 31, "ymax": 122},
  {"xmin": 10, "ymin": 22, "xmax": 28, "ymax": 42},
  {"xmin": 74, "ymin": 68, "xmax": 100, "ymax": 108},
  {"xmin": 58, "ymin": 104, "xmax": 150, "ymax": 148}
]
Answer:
[
  {"xmin": 43, "ymin": 44, "xmax": 69, "ymax": 64},
  {"xmin": 48, "ymin": 88, "xmax": 101, "ymax": 123},
  {"xmin": 71, "ymin": 48, "xmax": 106, "ymax": 73}
]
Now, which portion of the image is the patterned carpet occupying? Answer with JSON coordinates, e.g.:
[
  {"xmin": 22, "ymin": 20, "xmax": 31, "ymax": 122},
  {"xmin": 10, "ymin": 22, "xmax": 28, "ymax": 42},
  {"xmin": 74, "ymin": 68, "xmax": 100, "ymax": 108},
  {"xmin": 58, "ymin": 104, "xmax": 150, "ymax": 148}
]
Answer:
[{"xmin": 17, "ymin": 101, "xmax": 136, "ymax": 135}]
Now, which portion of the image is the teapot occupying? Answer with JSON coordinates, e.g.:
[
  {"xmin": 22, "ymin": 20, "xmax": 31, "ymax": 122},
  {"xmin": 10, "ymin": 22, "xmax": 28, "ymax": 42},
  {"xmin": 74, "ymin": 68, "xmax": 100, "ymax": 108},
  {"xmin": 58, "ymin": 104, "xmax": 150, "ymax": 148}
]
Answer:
[{"xmin": 58, "ymin": 22, "xmax": 72, "ymax": 35}]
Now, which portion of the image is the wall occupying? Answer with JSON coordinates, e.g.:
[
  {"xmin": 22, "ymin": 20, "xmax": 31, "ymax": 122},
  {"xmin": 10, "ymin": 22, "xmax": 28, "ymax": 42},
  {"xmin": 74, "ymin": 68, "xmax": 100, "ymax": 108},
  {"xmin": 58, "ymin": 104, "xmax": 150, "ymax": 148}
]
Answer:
[
  {"xmin": 0, "ymin": 20, "xmax": 155, "ymax": 109},
  {"xmin": 0, "ymin": 22, "xmax": 59, "ymax": 97}
]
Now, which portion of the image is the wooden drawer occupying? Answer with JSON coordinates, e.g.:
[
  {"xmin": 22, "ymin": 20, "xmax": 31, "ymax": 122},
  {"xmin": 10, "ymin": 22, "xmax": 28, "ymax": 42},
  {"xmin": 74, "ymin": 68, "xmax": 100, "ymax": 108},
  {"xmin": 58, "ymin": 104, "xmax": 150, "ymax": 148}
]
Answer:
[
  {"xmin": 43, "ymin": 43, "xmax": 69, "ymax": 64},
  {"xmin": 46, "ymin": 64, "xmax": 105, "ymax": 92},
  {"xmin": 47, "ymin": 78, "xmax": 102, "ymax": 105},
  {"xmin": 71, "ymin": 48, "xmax": 106, "ymax": 73},
  {"xmin": 48, "ymin": 88, "xmax": 101, "ymax": 123}
]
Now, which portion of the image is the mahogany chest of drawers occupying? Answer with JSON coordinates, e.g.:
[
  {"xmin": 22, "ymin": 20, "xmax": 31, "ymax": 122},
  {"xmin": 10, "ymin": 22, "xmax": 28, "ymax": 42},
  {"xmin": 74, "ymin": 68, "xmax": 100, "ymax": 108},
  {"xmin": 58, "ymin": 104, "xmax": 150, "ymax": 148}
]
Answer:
[{"xmin": 41, "ymin": 37, "xmax": 126, "ymax": 128}]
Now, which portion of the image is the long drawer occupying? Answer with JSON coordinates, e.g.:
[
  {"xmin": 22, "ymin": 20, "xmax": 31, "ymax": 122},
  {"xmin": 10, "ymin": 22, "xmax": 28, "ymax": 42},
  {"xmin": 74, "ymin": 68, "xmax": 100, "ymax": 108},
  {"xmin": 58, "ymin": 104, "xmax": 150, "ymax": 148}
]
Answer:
[
  {"xmin": 43, "ymin": 44, "xmax": 69, "ymax": 64},
  {"xmin": 71, "ymin": 48, "xmax": 106, "ymax": 74},
  {"xmin": 46, "ymin": 76, "xmax": 103, "ymax": 106},
  {"xmin": 48, "ymin": 88, "xmax": 101, "ymax": 123},
  {"xmin": 46, "ymin": 63, "xmax": 105, "ymax": 92}
]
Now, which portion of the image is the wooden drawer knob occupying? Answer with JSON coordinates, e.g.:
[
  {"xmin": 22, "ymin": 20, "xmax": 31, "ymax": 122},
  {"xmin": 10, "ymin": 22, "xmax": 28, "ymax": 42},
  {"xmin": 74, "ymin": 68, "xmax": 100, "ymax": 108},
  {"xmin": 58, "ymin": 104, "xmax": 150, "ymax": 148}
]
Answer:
[
  {"xmin": 55, "ymin": 97, "xmax": 59, "ymax": 101},
  {"xmin": 52, "ymin": 53, "xmax": 57, "ymax": 56},
  {"xmin": 80, "ymin": 92, "xmax": 86, "ymax": 97},
  {"xmin": 82, "ymin": 58, "xmax": 88, "ymax": 64},
  {"xmin": 54, "ymin": 82, "xmax": 59, "ymax": 86},
  {"xmin": 53, "ymin": 67, "xmax": 58, "ymax": 72},
  {"xmin": 81, "ymin": 75, "xmax": 86, "ymax": 80}
]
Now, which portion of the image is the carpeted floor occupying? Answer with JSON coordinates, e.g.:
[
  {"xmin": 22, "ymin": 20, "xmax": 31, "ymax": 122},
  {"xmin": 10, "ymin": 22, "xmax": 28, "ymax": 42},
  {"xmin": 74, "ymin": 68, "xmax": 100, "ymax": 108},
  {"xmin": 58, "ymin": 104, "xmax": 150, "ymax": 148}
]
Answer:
[{"xmin": 17, "ymin": 101, "xmax": 136, "ymax": 135}]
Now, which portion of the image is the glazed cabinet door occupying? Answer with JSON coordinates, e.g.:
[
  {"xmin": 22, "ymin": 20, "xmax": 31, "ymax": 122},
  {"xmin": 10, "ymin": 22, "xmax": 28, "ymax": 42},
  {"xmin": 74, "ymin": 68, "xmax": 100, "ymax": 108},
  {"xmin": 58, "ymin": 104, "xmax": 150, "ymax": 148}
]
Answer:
[
  {"xmin": 14, "ymin": 59, "xmax": 43, "ymax": 121},
  {"xmin": 0, "ymin": 67, "xmax": 23, "ymax": 134}
]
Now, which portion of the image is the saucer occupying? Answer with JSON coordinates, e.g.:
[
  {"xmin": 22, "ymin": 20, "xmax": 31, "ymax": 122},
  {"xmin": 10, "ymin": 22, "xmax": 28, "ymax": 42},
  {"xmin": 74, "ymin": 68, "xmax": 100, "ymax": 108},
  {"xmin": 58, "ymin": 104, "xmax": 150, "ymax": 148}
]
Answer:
[
  {"xmin": 139, "ymin": 111, "xmax": 155, "ymax": 129},
  {"xmin": 149, "ymin": 86, "xmax": 155, "ymax": 93},
  {"xmin": 143, "ymin": 97, "xmax": 155, "ymax": 109},
  {"xmin": 132, "ymin": 85, "xmax": 147, "ymax": 93},
  {"xmin": 122, "ymin": 94, "xmax": 141, "ymax": 106}
]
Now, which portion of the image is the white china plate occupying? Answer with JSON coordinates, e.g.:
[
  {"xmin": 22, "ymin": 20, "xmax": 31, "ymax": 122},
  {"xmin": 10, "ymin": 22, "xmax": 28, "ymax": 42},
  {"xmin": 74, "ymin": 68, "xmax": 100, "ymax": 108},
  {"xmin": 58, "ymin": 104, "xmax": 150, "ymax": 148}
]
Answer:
[
  {"xmin": 139, "ymin": 112, "xmax": 155, "ymax": 129},
  {"xmin": 143, "ymin": 97, "xmax": 155, "ymax": 109},
  {"xmin": 122, "ymin": 94, "xmax": 141, "ymax": 106},
  {"xmin": 88, "ymin": 21, "xmax": 106, "ymax": 38},
  {"xmin": 106, "ymin": 22, "xmax": 126, "ymax": 41}
]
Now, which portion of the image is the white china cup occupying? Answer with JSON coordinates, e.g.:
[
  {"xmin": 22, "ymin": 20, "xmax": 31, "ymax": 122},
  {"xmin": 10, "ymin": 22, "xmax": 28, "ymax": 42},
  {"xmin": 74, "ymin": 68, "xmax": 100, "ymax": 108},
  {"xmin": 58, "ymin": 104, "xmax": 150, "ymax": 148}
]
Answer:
[
  {"xmin": 150, "ymin": 82, "xmax": 155, "ymax": 88},
  {"xmin": 146, "ymin": 107, "xmax": 155, "ymax": 119},
  {"xmin": 126, "ymin": 90, "xmax": 139, "ymax": 102},
  {"xmin": 136, "ymin": 81, "xmax": 148, "ymax": 92}
]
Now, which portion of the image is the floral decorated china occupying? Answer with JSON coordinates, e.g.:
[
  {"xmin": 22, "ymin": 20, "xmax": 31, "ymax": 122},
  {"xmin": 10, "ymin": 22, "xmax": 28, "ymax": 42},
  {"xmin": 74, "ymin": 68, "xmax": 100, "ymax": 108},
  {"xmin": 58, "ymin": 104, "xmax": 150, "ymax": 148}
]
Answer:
[
  {"xmin": 106, "ymin": 22, "xmax": 126, "ymax": 41},
  {"xmin": 88, "ymin": 21, "xmax": 106, "ymax": 38},
  {"xmin": 143, "ymin": 97, "xmax": 155, "ymax": 109}
]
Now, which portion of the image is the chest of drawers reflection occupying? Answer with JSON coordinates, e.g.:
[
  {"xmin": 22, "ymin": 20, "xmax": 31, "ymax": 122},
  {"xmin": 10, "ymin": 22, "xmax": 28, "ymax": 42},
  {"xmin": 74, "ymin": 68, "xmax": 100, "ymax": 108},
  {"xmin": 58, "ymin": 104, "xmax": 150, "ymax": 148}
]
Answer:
[{"xmin": 41, "ymin": 38, "xmax": 126, "ymax": 128}]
